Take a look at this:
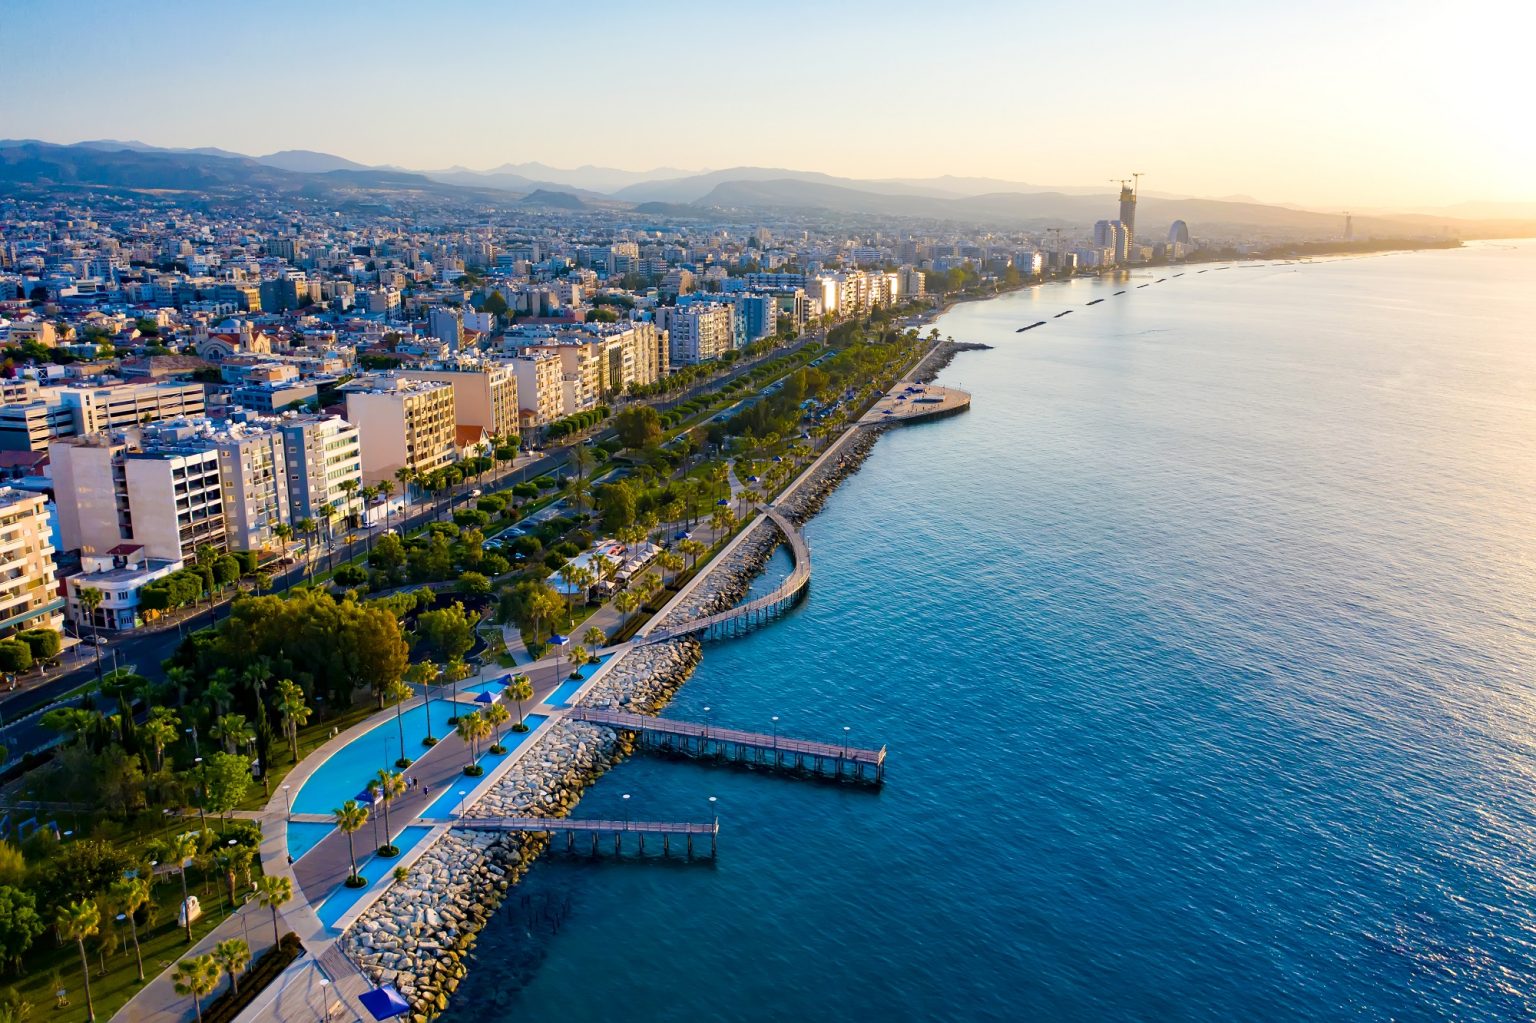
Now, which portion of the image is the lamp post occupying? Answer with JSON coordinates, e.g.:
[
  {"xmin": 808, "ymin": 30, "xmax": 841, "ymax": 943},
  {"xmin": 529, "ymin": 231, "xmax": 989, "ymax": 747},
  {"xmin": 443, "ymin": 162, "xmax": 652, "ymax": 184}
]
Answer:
[
  {"xmin": 317, "ymin": 976, "xmax": 331, "ymax": 1023},
  {"xmin": 457, "ymin": 789, "xmax": 467, "ymax": 819},
  {"xmin": 283, "ymin": 784, "xmax": 292, "ymax": 821},
  {"xmin": 194, "ymin": 757, "xmax": 206, "ymax": 830},
  {"xmin": 621, "ymin": 792, "xmax": 630, "ymax": 830},
  {"xmin": 549, "ymin": 633, "xmax": 569, "ymax": 697},
  {"xmin": 771, "ymin": 715, "xmax": 779, "ymax": 750},
  {"xmin": 185, "ymin": 725, "xmax": 199, "ymax": 759},
  {"xmin": 702, "ymin": 706, "xmax": 711, "ymax": 743}
]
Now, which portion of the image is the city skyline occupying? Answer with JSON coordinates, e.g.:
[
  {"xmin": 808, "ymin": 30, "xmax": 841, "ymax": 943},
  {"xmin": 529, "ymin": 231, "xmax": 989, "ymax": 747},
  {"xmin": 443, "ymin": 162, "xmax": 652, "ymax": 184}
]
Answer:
[{"xmin": 5, "ymin": 0, "xmax": 1526, "ymax": 211}]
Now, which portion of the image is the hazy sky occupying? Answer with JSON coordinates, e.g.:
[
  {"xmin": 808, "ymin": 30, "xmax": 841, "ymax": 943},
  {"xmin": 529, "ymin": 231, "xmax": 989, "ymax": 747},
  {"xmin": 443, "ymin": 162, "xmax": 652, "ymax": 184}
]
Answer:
[{"xmin": 6, "ymin": 0, "xmax": 1526, "ymax": 209}]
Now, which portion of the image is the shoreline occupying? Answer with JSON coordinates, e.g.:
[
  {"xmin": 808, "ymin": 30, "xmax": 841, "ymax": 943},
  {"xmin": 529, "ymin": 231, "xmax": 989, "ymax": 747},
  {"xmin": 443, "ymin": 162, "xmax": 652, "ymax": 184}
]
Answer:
[{"xmin": 341, "ymin": 334, "xmax": 985, "ymax": 1019}]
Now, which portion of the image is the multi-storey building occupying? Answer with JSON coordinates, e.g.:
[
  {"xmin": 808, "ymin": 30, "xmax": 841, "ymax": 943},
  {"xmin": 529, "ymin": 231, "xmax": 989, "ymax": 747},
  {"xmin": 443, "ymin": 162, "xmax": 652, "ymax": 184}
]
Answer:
[
  {"xmin": 51, "ymin": 429, "xmax": 227, "ymax": 562},
  {"xmin": 506, "ymin": 350, "xmax": 563, "ymax": 429},
  {"xmin": 278, "ymin": 414, "xmax": 363, "ymax": 521},
  {"xmin": 395, "ymin": 362, "xmax": 520, "ymax": 440},
  {"xmin": 665, "ymin": 303, "xmax": 733, "ymax": 365},
  {"xmin": 342, "ymin": 376, "xmax": 457, "ymax": 485},
  {"xmin": 0, "ymin": 380, "xmax": 207, "ymax": 452},
  {"xmin": 0, "ymin": 487, "xmax": 63, "ymax": 639},
  {"xmin": 63, "ymin": 544, "xmax": 182, "ymax": 632},
  {"xmin": 212, "ymin": 422, "xmax": 289, "ymax": 552}
]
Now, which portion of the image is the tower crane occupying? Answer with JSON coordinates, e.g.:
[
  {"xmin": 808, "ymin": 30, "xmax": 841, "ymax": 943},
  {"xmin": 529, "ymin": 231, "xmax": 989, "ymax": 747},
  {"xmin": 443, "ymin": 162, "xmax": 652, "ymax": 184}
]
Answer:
[{"xmin": 1132, "ymin": 172, "xmax": 1145, "ymax": 196}]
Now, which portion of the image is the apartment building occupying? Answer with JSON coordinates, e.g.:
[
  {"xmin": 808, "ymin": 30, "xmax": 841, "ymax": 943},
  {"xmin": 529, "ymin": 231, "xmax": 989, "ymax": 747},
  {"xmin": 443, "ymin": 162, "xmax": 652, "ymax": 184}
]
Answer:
[
  {"xmin": 506, "ymin": 350, "xmax": 563, "ymax": 428},
  {"xmin": 665, "ymin": 303, "xmax": 734, "ymax": 365},
  {"xmin": 0, "ymin": 487, "xmax": 63, "ymax": 638},
  {"xmin": 63, "ymin": 544, "xmax": 182, "ymax": 632},
  {"xmin": 342, "ymin": 376, "xmax": 457, "ymax": 485},
  {"xmin": 278, "ymin": 414, "xmax": 363, "ymax": 521},
  {"xmin": 395, "ymin": 362, "xmax": 520, "ymax": 440},
  {"xmin": 51, "ymin": 430, "xmax": 226, "ymax": 563},
  {"xmin": 212, "ymin": 422, "xmax": 289, "ymax": 552},
  {"xmin": 0, "ymin": 379, "xmax": 207, "ymax": 452}
]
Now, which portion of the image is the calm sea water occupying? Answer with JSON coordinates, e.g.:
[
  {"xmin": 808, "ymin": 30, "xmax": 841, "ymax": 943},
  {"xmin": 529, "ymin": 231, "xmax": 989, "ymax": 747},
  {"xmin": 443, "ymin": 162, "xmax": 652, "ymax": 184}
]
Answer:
[{"xmin": 443, "ymin": 243, "xmax": 1536, "ymax": 1022}]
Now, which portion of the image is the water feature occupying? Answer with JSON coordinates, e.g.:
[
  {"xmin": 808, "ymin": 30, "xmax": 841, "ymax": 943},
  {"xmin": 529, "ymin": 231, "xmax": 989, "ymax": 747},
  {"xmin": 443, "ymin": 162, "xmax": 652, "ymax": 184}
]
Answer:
[
  {"xmin": 443, "ymin": 244, "xmax": 1536, "ymax": 1022},
  {"xmin": 316, "ymin": 824, "xmax": 436, "ymax": 929},
  {"xmin": 291, "ymin": 697, "xmax": 479, "ymax": 815},
  {"xmin": 286, "ymin": 820, "xmax": 334, "ymax": 862},
  {"xmin": 421, "ymin": 714, "xmax": 551, "ymax": 819}
]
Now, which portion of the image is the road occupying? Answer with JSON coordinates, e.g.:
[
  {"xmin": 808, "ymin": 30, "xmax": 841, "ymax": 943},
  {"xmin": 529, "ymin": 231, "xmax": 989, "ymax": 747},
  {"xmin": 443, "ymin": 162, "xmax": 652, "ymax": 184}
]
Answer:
[{"xmin": 0, "ymin": 331, "xmax": 825, "ymax": 763}]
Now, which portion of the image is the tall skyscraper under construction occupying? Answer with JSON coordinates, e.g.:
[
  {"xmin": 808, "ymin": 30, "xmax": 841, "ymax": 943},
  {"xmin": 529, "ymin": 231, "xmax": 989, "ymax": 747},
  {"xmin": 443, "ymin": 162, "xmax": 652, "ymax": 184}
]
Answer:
[{"xmin": 1118, "ymin": 184, "xmax": 1137, "ymax": 263}]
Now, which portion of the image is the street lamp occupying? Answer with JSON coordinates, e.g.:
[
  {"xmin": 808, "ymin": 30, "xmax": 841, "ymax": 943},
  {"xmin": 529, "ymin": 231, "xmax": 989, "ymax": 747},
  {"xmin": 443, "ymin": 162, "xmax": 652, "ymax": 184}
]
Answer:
[
  {"xmin": 317, "ymin": 976, "xmax": 331, "ymax": 1023},
  {"xmin": 771, "ymin": 715, "xmax": 779, "ymax": 749},
  {"xmin": 843, "ymin": 726, "xmax": 850, "ymax": 756},
  {"xmin": 283, "ymin": 784, "xmax": 292, "ymax": 821},
  {"xmin": 185, "ymin": 725, "xmax": 199, "ymax": 759},
  {"xmin": 621, "ymin": 792, "xmax": 630, "ymax": 829},
  {"xmin": 457, "ymin": 789, "xmax": 467, "ymax": 819},
  {"xmin": 702, "ymin": 706, "xmax": 711, "ymax": 742}
]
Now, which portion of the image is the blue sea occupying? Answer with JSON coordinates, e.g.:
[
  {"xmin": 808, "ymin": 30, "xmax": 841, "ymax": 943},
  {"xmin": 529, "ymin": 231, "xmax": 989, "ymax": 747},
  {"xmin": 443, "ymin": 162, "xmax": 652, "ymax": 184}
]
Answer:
[{"xmin": 443, "ymin": 243, "xmax": 1536, "ymax": 1021}]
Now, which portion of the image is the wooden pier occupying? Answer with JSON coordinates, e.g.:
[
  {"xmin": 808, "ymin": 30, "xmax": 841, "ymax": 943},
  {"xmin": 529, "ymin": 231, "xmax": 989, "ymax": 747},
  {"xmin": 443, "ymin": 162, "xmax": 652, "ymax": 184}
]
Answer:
[
  {"xmin": 445, "ymin": 815, "xmax": 719, "ymax": 857},
  {"xmin": 570, "ymin": 706, "xmax": 887, "ymax": 785},
  {"xmin": 641, "ymin": 506, "xmax": 811, "ymax": 644}
]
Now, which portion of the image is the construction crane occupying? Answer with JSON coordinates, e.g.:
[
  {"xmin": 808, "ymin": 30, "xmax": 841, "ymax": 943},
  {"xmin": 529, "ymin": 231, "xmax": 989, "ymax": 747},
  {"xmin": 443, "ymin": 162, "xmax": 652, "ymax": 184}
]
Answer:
[
  {"xmin": 1131, "ymin": 172, "xmax": 1146, "ymax": 196},
  {"xmin": 1109, "ymin": 178, "xmax": 1131, "ymax": 192}
]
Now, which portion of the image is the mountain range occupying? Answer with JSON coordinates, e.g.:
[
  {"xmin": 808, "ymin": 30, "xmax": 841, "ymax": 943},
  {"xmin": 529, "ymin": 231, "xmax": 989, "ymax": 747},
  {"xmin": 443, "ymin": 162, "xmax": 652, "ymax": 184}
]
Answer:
[{"xmin": 2, "ymin": 139, "xmax": 1532, "ymax": 238}]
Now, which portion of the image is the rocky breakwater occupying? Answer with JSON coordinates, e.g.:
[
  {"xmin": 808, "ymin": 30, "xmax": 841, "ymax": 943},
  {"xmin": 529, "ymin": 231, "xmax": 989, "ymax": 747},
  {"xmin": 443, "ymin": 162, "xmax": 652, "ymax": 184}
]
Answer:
[
  {"xmin": 913, "ymin": 340, "xmax": 992, "ymax": 385},
  {"xmin": 338, "ymin": 643, "xmax": 704, "ymax": 1019}
]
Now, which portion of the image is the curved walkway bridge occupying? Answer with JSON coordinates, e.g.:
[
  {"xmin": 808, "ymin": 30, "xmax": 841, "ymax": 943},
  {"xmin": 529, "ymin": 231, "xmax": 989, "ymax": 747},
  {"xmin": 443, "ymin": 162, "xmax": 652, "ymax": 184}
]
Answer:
[{"xmin": 640, "ymin": 506, "xmax": 810, "ymax": 643}]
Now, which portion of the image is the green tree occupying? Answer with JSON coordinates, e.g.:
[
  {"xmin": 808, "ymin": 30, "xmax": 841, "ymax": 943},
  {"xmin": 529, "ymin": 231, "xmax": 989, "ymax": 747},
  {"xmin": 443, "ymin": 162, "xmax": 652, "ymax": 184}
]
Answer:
[
  {"xmin": 506, "ymin": 673, "xmax": 533, "ymax": 727},
  {"xmin": 106, "ymin": 877, "xmax": 150, "ymax": 982},
  {"xmin": 213, "ymin": 938, "xmax": 250, "ymax": 997},
  {"xmin": 417, "ymin": 603, "xmax": 475, "ymax": 662},
  {"xmin": 370, "ymin": 770, "xmax": 406, "ymax": 855},
  {"xmin": 334, "ymin": 800, "xmax": 369, "ymax": 886},
  {"xmin": 614, "ymin": 405, "xmax": 662, "ymax": 449},
  {"xmin": 203, "ymin": 751, "xmax": 251, "ymax": 822},
  {"xmin": 55, "ymin": 900, "xmax": 100, "ymax": 1021},
  {"xmin": 274, "ymin": 679, "xmax": 310, "ymax": 763},
  {"xmin": 254, "ymin": 874, "xmax": 292, "ymax": 948},
  {"xmin": 143, "ymin": 707, "xmax": 179, "ymax": 773},
  {"xmin": 171, "ymin": 953, "xmax": 221, "ymax": 1023},
  {"xmin": 0, "ymin": 886, "xmax": 44, "ymax": 975}
]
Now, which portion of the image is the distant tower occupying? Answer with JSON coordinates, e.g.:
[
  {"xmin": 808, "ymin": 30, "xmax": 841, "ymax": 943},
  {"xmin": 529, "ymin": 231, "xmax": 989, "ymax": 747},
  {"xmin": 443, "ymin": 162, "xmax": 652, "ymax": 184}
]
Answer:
[
  {"xmin": 1343, "ymin": 211, "xmax": 1354, "ymax": 241},
  {"xmin": 1118, "ymin": 184, "xmax": 1138, "ymax": 262}
]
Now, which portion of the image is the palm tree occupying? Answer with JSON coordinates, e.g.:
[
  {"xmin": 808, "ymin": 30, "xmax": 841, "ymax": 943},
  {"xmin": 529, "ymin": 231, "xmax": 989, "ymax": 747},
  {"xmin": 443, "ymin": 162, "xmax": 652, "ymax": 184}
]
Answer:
[
  {"xmin": 377, "ymin": 479, "xmax": 395, "ymax": 534},
  {"xmin": 394, "ymin": 467, "xmax": 414, "ymax": 521},
  {"xmin": 679, "ymin": 538, "xmax": 707, "ymax": 571},
  {"xmin": 443, "ymin": 659, "xmax": 471, "ymax": 725},
  {"xmin": 371, "ymin": 770, "xmax": 406, "ymax": 854},
  {"xmin": 567, "ymin": 645, "xmax": 590, "ymax": 679},
  {"xmin": 55, "ymin": 899, "xmax": 100, "ymax": 1021},
  {"xmin": 295, "ymin": 517, "xmax": 317, "ymax": 583},
  {"xmin": 333, "ymin": 799, "xmax": 369, "ymax": 886},
  {"xmin": 614, "ymin": 590, "xmax": 640, "ymax": 632},
  {"xmin": 211, "ymin": 713, "xmax": 253, "ymax": 755},
  {"xmin": 455, "ymin": 711, "xmax": 485, "ymax": 774},
  {"xmin": 407, "ymin": 660, "xmax": 440, "ymax": 745},
  {"xmin": 273, "ymin": 522, "xmax": 293, "ymax": 566},
  {"xmin": 382, "ymin": 678, "xmax": 413, "ymax": 766},
  {"xmin": 274, "ymin": 679, "xmax": 311, "ymax": 763},
  {"xmin": 213, "ymin": 938, "xmax": 250, "ymax": 997},
  {"xmin": 484, "ymin": 702, "xmax": 510, "ymax": 752},
  {"xmin": 205, "ymin": 669, "xmax": 235, "ymax": 717},
  {"xmin": 583, "ymin": 625, "xmax": 606, "ymax": 649},
  {"xmin": 171, "ymin": 954, "xmax": 221, "ymax": 1023},
  {"xmin": 507, "ymin": 674, "xmax": 533, "ymax": 728},
  {"xmin": 107, "ymin": 877, "xmax": 150, "ymax": 982},
  {"xmin": 163, "ymin": 830, "xmax": 199, "ymax": 941},
  {"xmin": 254, "ymin": 874, "xmax": 292, "ymax": 948},
  {"xmin": 76, "ymin": 585, "xmax": 104, "ymax": 652}
]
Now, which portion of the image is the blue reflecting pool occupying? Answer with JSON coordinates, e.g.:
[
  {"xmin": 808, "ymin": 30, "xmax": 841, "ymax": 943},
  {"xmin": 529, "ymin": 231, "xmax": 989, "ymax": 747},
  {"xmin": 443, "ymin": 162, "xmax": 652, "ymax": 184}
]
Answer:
[
  {"xmin": 422, "ymin": 714, "xmax": 550, "ymax": 818},
  {"xmin": 292, "ymin": 697, "xmax": 478, "ymax": 815},
  {"xmin": 287, "ymin": 820, "xmax": 334, "ymax": 862},
  {"xmin": 315, "ymin": 824, "xmax": 436, "ymax": 929}
]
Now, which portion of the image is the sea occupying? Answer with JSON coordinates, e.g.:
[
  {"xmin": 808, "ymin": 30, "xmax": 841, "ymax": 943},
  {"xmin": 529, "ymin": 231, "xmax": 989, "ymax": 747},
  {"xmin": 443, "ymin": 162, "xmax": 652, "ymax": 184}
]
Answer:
[{"xmin": 441, "ymin": 242, "xmax": 1536, "ymax": 1022}]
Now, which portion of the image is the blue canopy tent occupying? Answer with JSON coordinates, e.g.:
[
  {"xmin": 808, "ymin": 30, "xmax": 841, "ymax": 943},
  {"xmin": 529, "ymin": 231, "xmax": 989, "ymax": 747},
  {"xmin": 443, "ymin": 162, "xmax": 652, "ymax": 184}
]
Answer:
[
  {"xmin": 474, "ymin": 691, "xmax": 495, "ymax": 705},
  {"xmin": 359, "ymin": 984, "xmax": 412, "ymax": 1020},
  {"xmin": 549, "ymin": 633, "xmax": 570, "ymax": 646}
]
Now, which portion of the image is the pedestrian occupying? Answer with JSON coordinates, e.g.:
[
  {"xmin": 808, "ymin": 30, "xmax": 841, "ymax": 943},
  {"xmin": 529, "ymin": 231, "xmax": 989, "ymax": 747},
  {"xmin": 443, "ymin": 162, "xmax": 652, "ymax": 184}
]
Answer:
[{"xmin": 423, "ymin": 784, "xmax": 430, "ymax": 796}]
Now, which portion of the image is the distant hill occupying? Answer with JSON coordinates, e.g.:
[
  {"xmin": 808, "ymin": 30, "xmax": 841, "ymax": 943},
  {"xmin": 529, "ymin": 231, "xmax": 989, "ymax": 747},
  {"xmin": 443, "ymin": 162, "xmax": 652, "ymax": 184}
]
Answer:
[
  {"xmin": 256, "ymin": 149, "xmax": 372, "ymax": 173},
  {"xmin": 517, "ymin": 189, "xmax": 585, "ymax": 210}
]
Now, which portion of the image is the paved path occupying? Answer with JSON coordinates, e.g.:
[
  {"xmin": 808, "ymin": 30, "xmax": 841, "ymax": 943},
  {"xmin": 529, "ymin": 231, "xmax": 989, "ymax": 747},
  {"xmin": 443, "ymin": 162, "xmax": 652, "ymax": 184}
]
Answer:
[
  {"xmin": 115, "ymin": 893, "xmax": 281, "ymax": 1023},
  {"xmin": 859, "ymin": 383, "xmax": 971, "ymax": 425}
]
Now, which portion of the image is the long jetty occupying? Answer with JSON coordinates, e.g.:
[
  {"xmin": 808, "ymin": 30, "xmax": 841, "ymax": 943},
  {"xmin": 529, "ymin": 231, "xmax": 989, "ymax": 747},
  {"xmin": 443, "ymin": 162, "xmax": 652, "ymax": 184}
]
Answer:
[
  {"xmin": 446, "ymin": 815, "xmax": 719, "ymax": 857},
  {"xmin": 640, "ymin": 506, "xmax": 811, "ymax": 643},
  {"xmin": 570, "ymin": 706, "xmax": 887, "ymax": 785}
]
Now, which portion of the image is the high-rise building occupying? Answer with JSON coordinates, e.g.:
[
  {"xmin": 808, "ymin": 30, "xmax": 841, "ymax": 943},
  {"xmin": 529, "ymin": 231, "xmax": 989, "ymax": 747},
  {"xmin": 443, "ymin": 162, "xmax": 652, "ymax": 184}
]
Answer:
[
  {"xmin": 0, "ymin": 380, "xmax": 208, "ymax": 452},
  {"xmin": 1094, "ymin": 220, "xmax": 1129, "ymax": 264},
  {"xmin": 343, "ymin": 376, "xmax": 457, "ymax": 485},
  {"xmin": 0, "ymin": 487, "xmax": 63, "ymax": 638},
  {"xmin": 664, "ymin": 304, "xmax": 733, "ymax": 366},
  {"xmin": 506, "ymin": 351, "xmax": 563, "ymax": 429},
  {"xmin": 1118, "ymin": 185, "xmax": 1137, "ymax": 262},
  {"xmin": 212, "ymin": 422, "xmax": 290, "ymax": 553}
]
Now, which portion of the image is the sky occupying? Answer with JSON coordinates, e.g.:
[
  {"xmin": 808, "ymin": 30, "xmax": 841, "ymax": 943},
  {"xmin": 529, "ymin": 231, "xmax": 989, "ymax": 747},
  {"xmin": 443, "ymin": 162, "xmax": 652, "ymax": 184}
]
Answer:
[{"xmin": 5, "ymin": 0, "xmax": 1529, "ymax": 210}]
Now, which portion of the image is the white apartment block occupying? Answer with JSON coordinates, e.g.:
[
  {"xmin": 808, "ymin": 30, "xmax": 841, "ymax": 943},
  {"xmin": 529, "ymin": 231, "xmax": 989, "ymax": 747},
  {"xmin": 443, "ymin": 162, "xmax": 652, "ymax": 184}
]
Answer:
[
  {"xmin": 0, "ymin": 487, "xmax": 63, "ymax": 638},
  {"xmin": 666, "ymin": 304, "xmax": 733, "ymax": 366},
  {"xmin": 0, "ymin": 380, "xmax": 207, "ymax": 452},
  {"xmin": 278, "ymin": 414, "xmax": 363, "ymax": 520},
  {"xmin": 213, "ymin": 423, "xmax": 290, "ymax": 553},
  {"xmin": 343, "ymin": 376, "xmax": 457, "ymax": 485}
]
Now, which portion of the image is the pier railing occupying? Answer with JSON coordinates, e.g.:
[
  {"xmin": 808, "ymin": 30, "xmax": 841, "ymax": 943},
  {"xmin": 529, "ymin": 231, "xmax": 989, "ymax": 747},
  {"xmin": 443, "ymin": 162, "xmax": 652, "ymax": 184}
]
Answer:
[{"xmin": 444, "ymin": 815, "xmax": 719, "ymax": 857}]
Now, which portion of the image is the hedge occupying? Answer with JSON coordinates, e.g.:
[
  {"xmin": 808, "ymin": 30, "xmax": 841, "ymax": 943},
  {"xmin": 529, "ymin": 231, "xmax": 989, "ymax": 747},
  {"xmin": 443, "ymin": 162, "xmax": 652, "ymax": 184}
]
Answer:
[
  {"xmin": 203, "ymin": 933, "xmax": 305, "ymax": 1023},
  {"xmin": 17, "ymin": 627, "xmax": 61, "ymax": 662}
]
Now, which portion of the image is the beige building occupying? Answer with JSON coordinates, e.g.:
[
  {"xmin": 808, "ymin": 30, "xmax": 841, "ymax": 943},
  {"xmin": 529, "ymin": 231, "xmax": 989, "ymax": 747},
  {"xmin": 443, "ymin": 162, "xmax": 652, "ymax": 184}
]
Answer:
[
  {"xmin": 0, "ymin": 380, "xmax": 207, "ymax": 453},
  {"xmin": 212, "ymin": 422, "xmax": 290, "ymax": 552},
  {"xmin": 395, "ymin": 362, "xmax": 520, "ymax": 440},
  {"xmin": 506, "ymin": 351, "xmax": 563, "ymax": 428},
  {"xmin": 343, "ymin": 376, "xmax": 457, "ymax": 485},
  {"xmin": 51, "ymin": 430, "xmax": 227, "ymax": 562},
  {"xmin": 0, "ymin": 487, "xmax": 63, "ymax": 638}
]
